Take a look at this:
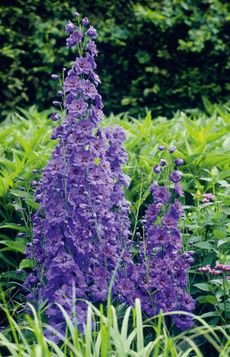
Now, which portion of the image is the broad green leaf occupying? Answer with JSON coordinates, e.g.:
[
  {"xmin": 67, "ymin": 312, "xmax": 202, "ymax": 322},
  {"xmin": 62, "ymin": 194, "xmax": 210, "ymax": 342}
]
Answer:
[{"xmin": 193, "ymin": 283, "xmax": 211, "ymax": 292}]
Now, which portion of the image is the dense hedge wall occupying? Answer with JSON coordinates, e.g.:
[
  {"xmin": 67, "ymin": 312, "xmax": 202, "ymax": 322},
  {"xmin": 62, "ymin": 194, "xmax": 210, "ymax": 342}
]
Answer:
[{"xmin": 0, "ymin": 0, "xmax": 229, "ymax": 117}]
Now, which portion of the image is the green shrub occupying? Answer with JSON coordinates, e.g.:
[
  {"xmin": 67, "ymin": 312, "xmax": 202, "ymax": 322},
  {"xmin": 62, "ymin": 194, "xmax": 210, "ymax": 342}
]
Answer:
[{"xmin": 0, "ymin": 0, "xmax": 229, "ymax": 117}]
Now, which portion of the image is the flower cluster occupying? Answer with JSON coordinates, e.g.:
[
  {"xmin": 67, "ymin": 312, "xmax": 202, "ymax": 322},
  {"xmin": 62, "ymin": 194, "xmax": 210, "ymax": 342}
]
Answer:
[
  {"xmin": 25, "ymin": 14, "xmax": 130, "ymax": 334},
  {"xmin": 115, "ymin": 154, "xmax": 195, "ymax": 330},
  {"xmin": 198, "ymin": 263, "xmax": 230, "ymax": 275}
]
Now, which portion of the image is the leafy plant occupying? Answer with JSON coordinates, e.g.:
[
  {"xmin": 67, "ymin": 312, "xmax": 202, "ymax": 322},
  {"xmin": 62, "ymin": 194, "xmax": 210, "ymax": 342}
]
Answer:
[{"xmin": 0, "ymin": 106, "xmax": 56, "ymax": 303}]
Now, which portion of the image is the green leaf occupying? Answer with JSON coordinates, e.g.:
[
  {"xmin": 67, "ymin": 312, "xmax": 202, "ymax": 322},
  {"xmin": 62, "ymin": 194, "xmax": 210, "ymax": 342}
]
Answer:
[
  {"xmin": 0, "ymin": 239, "xmax": 26, "ymax": 253},
  {"xmin": 19, "ymin": 258, "xmax": 35, "ymax": 270},
  {"xmin": 196, "ymin": 295, "xmax": 217, "ymax": 304},
  {"xmin": 193, "ymin": 242, "xmax": 214, "ymax": 250},
  {"xmin": 193, "ymin": 283, "xmax": 210, "ymax": 292},
  {"xmin": 213, "ymin": 229, "xmax": 226, "ymax": 239},
  {"xmin": 200, "ymin": 311, "xmax": 220, "ymax": 318}
]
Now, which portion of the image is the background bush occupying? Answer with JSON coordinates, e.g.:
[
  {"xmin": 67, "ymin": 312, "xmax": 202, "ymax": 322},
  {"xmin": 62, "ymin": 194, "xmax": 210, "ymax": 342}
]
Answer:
[{"xmin": 0, "ymin": 0, "xmax": 230, "ymax": 118}]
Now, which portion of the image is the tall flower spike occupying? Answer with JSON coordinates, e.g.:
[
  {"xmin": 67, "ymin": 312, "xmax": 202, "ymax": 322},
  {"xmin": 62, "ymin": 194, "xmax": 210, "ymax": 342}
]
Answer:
[
  {"xmin": 117, "ymin": 169, "xmax": 195, "ymax": 329},
  {"xmin": 25, "ymin": 14, "xmax": 130, "ymax": 335}
]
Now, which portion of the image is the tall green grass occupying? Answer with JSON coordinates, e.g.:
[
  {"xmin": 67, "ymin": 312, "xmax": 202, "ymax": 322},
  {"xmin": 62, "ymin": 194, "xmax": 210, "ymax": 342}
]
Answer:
[{"xmin": 0, "ymin": 296, "xmax": 229, "ymax": 357}]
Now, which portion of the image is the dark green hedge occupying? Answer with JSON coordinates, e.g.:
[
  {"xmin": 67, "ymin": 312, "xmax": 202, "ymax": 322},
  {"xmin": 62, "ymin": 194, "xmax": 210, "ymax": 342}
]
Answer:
[{"xmin": 0, "ymin": 0, "xmax": 229, "ymax": 117}]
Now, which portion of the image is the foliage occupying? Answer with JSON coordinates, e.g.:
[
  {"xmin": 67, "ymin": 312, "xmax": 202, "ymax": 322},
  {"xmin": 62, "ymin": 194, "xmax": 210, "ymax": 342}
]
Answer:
[
  {"xmin": 1, "ymin": 294, "xmax": 230, "ymax": 356},
  {"xmin": 0, "ymin": 106, "xmax": 56, "ymax": 305},
  {"xmin": 1, "ymin": 0, "xmax": 230, "ymax": 117},
  {"xmin": 104, "ymin": 100, "xmax": 230, "ymax": 206},
  {"xmin": 0, "ymin": 106, "xmax": 56, "ymax": 197}
]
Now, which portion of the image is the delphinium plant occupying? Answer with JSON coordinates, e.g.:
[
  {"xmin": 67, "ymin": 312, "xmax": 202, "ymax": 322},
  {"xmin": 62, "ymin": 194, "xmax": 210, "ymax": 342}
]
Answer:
[
  {"xmin": 115, "ymin": 146, "xmax": 195, "ymax": 329},
  {"xmin": 24, "ymin": 13, "xmax": 131, "ymax": 335}
]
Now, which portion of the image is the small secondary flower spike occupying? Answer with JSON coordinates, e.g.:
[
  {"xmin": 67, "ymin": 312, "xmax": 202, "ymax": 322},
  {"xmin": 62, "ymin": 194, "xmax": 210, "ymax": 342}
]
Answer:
[{"xmin": 116, "ymin": 159, "xmax": 195, "ymax": 330}]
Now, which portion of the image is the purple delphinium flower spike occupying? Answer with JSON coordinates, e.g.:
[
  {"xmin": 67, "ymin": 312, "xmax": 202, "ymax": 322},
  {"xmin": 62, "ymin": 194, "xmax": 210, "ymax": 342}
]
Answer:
[
  {"xmin": 25, "ymin": 14, "xmax": 130, "ymax": 332},
  {"xmin": 117, "ymin": 171, "xmax": 195, "ymax": 329}
]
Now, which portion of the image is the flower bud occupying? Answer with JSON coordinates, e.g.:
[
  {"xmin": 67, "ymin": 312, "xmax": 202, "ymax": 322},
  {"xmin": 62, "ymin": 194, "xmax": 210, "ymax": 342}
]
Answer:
[
  {"xmin": 52, "ymin": 101, "xmax": 62, "ymax": 107},
  {"xmin": 153, "ymin": 164, "xmax": 161, "ymax": 174},
  {"xmin": 50, "ymin": 112, "xmax": 61, "ymax": 121},
  {"xmin": 86, "ymin": 26, "xmax": 98, "ymax": 38},
  {"xmin": 82, "ymin": 17, "xmax": 89, "ymax": 26},
  {"xmin": 51, "ymin": 74, "xmax": 60, "ymax": 79},
  {"xmin": 169, "ymin": 146, "xmax": 176, "ymax": 153},
  {"xmin": 169, "ymin": 170, "xmax": 182, "ymax": 183},
  {"xmin": 65, "ymin": 20, "xmax": 76, "ymax": 33},
  {"xmin": 174, "ymin": 158, "xmax": 184, "ymax": 166},
  {"xmin": 160, "ymin": 159, "xmax": 166, "ymax": 166}
]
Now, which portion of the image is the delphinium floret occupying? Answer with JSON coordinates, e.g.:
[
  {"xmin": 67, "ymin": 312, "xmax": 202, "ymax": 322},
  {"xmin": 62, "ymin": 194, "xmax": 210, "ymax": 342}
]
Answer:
[{"xmin": 25, "ymin": 13, "xmax": 130, "ymax": 334}]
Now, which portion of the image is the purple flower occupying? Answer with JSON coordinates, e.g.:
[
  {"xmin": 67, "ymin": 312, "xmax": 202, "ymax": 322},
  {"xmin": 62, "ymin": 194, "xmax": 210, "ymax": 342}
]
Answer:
[
  {"xmin": 169, "ymin": 146, "xmax": 176, "ymax": 153},
  {"xmin": 170, "ymin": 170, "xmax": 183, "ymax": 183},
  {"xmin": 202, "ymin": 193, "xmax": 215, "ymax": 203},
  {"xmin": 158, "ymin": 145, "xmax": 165, "ymax": 151},
  {"xmin": 151, "ymin": 186, "xmax": 170, "ymax": 204},
  {"xmin": 64, "ymin": 72, "xmax": 80, "ymax": 92},
  {"xmin": 153, "ymin": 164, "xmax": 161, "ymax": 174},
  {"xmin": 82, "ymin": 17, "xmax": 89, "ymax": 26},
  {"xmin": 66, "ymin": 97, "xmax": 88, "ymax": 116},
  {"xmin": 86, "ymin": 26, "xmax": 98, "ymax": 38},
  {"xmin": 81, "ymin": 79, "xmax": 97, "ymax": 99},
  {"xmin": 174, "ymin": 183, "xmax": 184, "ymax": 196},
  {"xmin": 66, "ymin": 31, "xmax": 83, "ymax": 47},
  {"xmin": 146, "ymin": 204, "xmax": 159, "ymax": 225},
  {"xmin": 50, "ymin": 112, "xmax": 60, "ymax": 121},
  {"xmin": 87, "ymin": 40, "xmax": 98, "ymax": 56},
  {"xmin": 160, "ymin": 159, "xmax": 166, "ymax": 166},
  {"xmin": 74, "ymin": 57, "xmax": 93, "ymax": 74},
  {"xmin": 65, "ymin": 20, "xmax": 76, "ymax": 33},
  {"xmin": 174, "ymin": 158, "xmax": 184, "ymax": 166}
]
